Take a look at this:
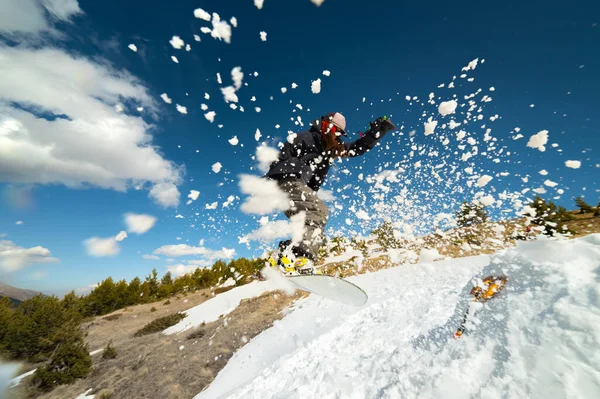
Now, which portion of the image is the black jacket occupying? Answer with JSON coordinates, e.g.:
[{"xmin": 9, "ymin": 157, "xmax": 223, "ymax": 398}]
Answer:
[{"xmin": 265, "ymin": 122, "xmax": 383, "ymax": 191}]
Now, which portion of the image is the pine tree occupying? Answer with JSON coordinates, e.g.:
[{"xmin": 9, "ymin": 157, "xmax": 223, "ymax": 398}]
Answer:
[
  {"xmin": 529, "ymin": 196, "xmax": 575, "ymax": 236},
  {"xmin": 32, "ymin": 339, "xmax": 92, "ymax": 392},
  {"xmin": 594, "ymin": 201, "xmax": 600, "ymax": 218},
  {"xmin": 371, "ymin": 221, "xmax": 399, "ymax": 250},
  {"xmin": 456, "ymin": 202, "xmax": 489, "ymax": 227},
  {"xmin": 574, "ymin": 196, "xmax": 594, "ymax": 214}
]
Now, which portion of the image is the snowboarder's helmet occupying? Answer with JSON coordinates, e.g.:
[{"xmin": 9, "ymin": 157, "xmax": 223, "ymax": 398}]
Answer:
[{"xmin": 322, "ymin": 112, "xmax": 347, "ymax": 136}]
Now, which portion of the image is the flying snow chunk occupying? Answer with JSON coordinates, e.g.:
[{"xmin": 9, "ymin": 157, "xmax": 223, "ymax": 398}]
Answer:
[
  {"xmin": 527, "ymin": 130, "xmax": 549, "ymax": 152},
  {"xmin": 205, "ymin": 111, "xmax": 216, "ymax": 123},
  {"xmin": 478, "ymin": 195, "xmax": 495, "ymax": 206},
  {"xmin": 194, "ymin": 35, "xmax": 201, "ymax": 42},
  {"xmin": 255, "ymin": 129, "xmax": 262, "ymax": 141},
  {"xmin": 438, "ymin": 100, "xmax": 458, "ymax": 116},
  {"xmin": 211, "ymin": 13, "xmax": 233, "ymax": 44},
  {"xmin": 281, "ymin": 87, "xmax": 287, "ymax": 93},
  {"xmin": 424, "ymin": 118, "xmax": 438, "ymax": 136},
  {"xmin": 160, "ymin": 93, "xmax": 172, "ymax": 104},
  {"xmin": 255, "ymin": 107, "xmax": 261, "ymax": 113},
  {"xmin": 128, "ymin": 44, "xmax": 138, "ymax": 52},
  {"xmin": 462, "ymin": 58, "xmax": 479, "ymax": 71},
  {"xmin": 194, "ymin": 8, "xmax": 211, "ymax": 21},
  {"xmin": 322, "ymin": 70, "xmax": 331, "ymax": 76},
  {"xmin": 544, "ymin": 180, "xmax": 558, "ymax": 187},
  {"xmin": 221, "ymin": 86, "xmax": 239, "ymax": 103},
  {"xmin": 565, "ymin": 160, "xmax": 581, "ymax": 169},
  {"xmin": 254, "ymin": 0, "xmax": 264, "ymax": 9},
  {"xmin": 212, "ymin": 162, "xmax": 222, "ymax": 173},
  {"xmin": 200, "ymin": 27, "xmax": 212, "ymax": 34},
  {"xmin": 228, "ymin": 136, "xmax": 239, "ymax": 146},
  {"xmin": 185, "ymin": 44, "xmax": 191, "ymax": 51},
  {"xmin": 176, "ymin": 104, "xmax": 187, "ymax": 114},
  {"xmin": 311, "ymin": 79, "xmax": 322, "ymax": 94},
  {"xmin": 230, "ymin": 17, "xmax": 238, "ymax": 28},
  {"xmin": 231, "ymin": 66, "xmax": 244, "ymax": 90},
  {"xmin": 170, "ymin": 36, "xmax": 185, "ymax": 49},
  {"xmin": 260, "ymin": 31, "xmax": 267, "ymax": 41},
  {"xmin": 188, "ymin": 190, "xmax": 200, "ymax": 201},
  {"xmin": 291, "ymin": 83, "xmax": 298, "ymax": 89},
  {"xmin": 171, "ymin": 56, "xmax": 179, "ymax": 63},
  {"xmin": 311, "ymin": 0, "xmax": 326, "ymax": 6},
  {"xmin": 476, "ymin": 175, "xmax": 493, "ymax": 187}
]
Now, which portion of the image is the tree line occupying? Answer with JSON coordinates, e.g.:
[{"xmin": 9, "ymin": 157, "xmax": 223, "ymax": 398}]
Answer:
[{"xmin": 0, "ymin": 257, "xmax": 263, "ymax": 393}]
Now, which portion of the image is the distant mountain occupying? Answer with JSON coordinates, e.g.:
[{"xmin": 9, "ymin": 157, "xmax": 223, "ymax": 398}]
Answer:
[{"xmin": 0, "ymin": 281, "xmax": 43, "ymax": 306}]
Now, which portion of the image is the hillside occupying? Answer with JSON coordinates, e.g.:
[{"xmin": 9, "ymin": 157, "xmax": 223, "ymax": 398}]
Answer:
[
  {"xmin": 6, "ymin": 212, "xmax": 600, "ymax": 398},
  {"xmin": 0, "ymin": 282, "xmax": 42, "ymax": 307}
]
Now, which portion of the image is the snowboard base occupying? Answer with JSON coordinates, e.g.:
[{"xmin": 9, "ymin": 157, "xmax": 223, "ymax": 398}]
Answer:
[{"xmin": 286, "ymin": 274, "xmax": 367, "ymax": 306}]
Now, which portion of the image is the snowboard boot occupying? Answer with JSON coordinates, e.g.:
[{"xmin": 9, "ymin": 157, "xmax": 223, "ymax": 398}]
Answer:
[{"xmin": 293, "ymin": 257, "xmax": 322, "ymax": 276}]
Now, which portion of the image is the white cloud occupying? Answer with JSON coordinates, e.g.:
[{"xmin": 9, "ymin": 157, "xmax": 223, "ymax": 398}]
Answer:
[
  {"xmin": 84, "ymin": 236, "xmax": 119, "ymax": 257},
  {"xmin": 149, "ymin": 182, "xmax": 180, "ymax": 208},
  {"xmin": 260, "ymin": 31, "xmax": 267, "ymax": 41},
  {"xmin": 239, "ymin": 174, "xmax": 290, "ymax": 214},
  {"xmin": 0, "ymin": 239, "xmax": 59, "ymax": 272},
  {"xmin": 115, "ymin": 231, "xmax": 128, "ymax": 242},
  {"xmin": 311, "ymin": 78, "xmax": 321, "ymax": 94},
  {"xmin": 76, "ymin": 283, "xmax": 98, "ymax": 295},
  {"xmin": 153, "ymin": 243, "xmax": 235, "ymax": 260},
  {"xmin": 15, "ymin": 220, "xmax": 23, "ymax": 225},
  {"xmin": 0, "ymin": 0, "xmax": 82, "ymax": 36},
  {"xmin": 169, "ymin": 36, "xmax": 185, "ymax": 49},
  {"xmin": 124, "ymin": 213, "xmax": 157, "ymax": 234},
  {"xmin": 527, "ymin": 130, "xmax": 549, "ymax": 152},
  {"xmin": 0, "ymin": 46, "xmax": 183, "ymax": 207},
  {"xmin": 166, "ymin": 263, "xmax": 198, "ymax": 277},
  {"xmin": 142, "ymin": 254, "xmax": 159, "ymax": 260}
]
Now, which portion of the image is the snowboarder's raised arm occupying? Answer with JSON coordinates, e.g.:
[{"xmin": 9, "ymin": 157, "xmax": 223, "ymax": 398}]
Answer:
[{"xmin": 344, "ymin": 117, "xmax": 397, "ymax": 157}]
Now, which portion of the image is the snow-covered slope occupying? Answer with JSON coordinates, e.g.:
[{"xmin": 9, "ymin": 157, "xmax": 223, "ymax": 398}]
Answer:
[{"xmin": 197, "ymin": 235, "xmax": 600, "ymax": 398}]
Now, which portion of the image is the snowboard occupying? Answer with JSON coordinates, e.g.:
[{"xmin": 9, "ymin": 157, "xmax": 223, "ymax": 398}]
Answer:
[{"xmin": 286, "ymin": 274, "xmax": 368, "ymax": 306}]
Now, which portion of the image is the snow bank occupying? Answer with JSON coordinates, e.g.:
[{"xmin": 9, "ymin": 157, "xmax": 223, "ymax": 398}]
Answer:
[
  {"xmin": 1, "ymin": 363, "xmax": 21, "ymax": 392},
  {"xmin": 197, "ymin": 235, "xmax": 600, "ymax": 398},
  {"xmin": 164, "ymin": 279, "xmax": 282, "ymax": 335}
]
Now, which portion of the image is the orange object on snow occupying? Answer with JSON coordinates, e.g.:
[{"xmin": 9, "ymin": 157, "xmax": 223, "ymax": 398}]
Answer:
[{"xmin": 453, "ymin": 275, "xmax": 507, "ymax": 339}]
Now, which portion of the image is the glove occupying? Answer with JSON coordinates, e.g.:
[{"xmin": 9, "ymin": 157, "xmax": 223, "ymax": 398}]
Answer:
[{"xmin": 367, "ymin": 116, "xmax": 397, "ymax": 139}]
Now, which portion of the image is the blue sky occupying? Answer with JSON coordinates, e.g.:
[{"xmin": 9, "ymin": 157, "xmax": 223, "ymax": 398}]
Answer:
[{"xmin": 0, "ymin": 0, "xmax": 598, "ymax": 295}]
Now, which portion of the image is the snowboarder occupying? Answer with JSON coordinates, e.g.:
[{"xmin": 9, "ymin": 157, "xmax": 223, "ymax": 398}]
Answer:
[{"xmin": 265, "ymin": 112, "xmax": 397, "ymax": 274}]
